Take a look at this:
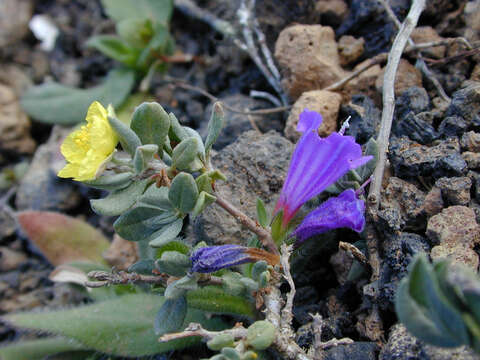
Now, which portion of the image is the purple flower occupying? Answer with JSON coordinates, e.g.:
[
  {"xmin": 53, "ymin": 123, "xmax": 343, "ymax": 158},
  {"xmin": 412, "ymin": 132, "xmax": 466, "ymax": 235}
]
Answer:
[
  {"xmin": 275, "ymin": 110, "xmax": 372, "ymax": 226},
  {"xmin": 294, "ymin": 189, "xmax": 365, "ymax": 244},
  {"xmin": 190, "ymin": 245, "xmax": 280, "ymax": 273}
]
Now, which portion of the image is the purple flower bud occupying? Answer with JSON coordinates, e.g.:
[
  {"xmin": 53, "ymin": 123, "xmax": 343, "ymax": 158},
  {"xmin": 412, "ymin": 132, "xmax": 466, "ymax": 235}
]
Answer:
[
  {"xmin": 275, "ymin": 109, "xmax": 372, "ymax": 226},
  {"xmin": 190, "ymin": 245, "xmax": 251, "ymax": 273},
  {"xmin": 294, "ymin": 189, "xmax": 366, "ymax": 244}
]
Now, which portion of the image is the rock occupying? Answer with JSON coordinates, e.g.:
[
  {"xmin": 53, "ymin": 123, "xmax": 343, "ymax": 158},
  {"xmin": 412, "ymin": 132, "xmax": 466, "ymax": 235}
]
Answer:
[
  {"xmin": 376, "ymin": 60, "xmax": 423, "ymax": 97},
  {"xmin": 438, "ymin": 116, "xmax": 468, "ymax": 137},
  {"xmin": 275, "ymin": 25, "xmax": 347, "ymax": 99},
  {"xmin": 0, "ymin": 64, "xmax": 33, "ymax": 97},
  {"xmin": 102, "ymin": 235, "xmax": 138, "ymax": 270},
  {"xmin": 426, "ymin": 206, "xmax": 479, "ymax": 246},
  {"xmin": 337, "ymin": 0, "xmax": 402, "ymax": 58},
  {"xmin": 0, "ymin": 0, "xmax": 33, "ymax": 47},
  {"xmin": 315, "ymin": 0, "xmax": 348, "ymax": 27},
  {"xmin": 324, "ymin": 342, "xmax": 379, "ymax": 360},
  {"xmin": 383, "ymin": 233, "xmax": 430, "ymax": 274},
  {"xmin": 423, "ymin": 187, "xmax": 444, "ymax": 217},
  {"xmin": 285, "ymin": 90, "xmax": 342, "ymax": 142},
  {"xmin": 393, "ymin": 112, "xmax": 438, "ymax": 144},
  {"xmin": 471, "ymin": 63, "xmax": 480, "ymax": 82},
  {"xmin": 464, "ymin": 0, "xmax": 480, "ymax": 42},
  {"xmin": 395, "ymin": 87, "xmax": 430, "ymax": 119},
  {"xmin": 389, "ymin": 137, "xmax": 467, "ymax": 179},
  {"xmin": 381, "ymin": 177, "xmax": 426, "ymax": 231},
  {"xmin": 330, "ymin": 250, "xmax": 354, "ymax": 285},
  {"xmin": 380, "ymin": 324, "xmax": 477, "ymax": 360},
  {"xmin": 411, "ymin": 27, "xmax": 446, "ymax": 59},
  {"xmin": 426, "ymin": 206, "xmax": 480, "ymax": 268},
  {"xmin": 469, "ymin": 171, "xmax": 480, "ymax": 202},
  {"xmin": 293, "ymin": 286, "xmax": 322, "ymax": 325},
  {"xmin": 199, "ymin": 94, "xmax": 283, "ymax": 150},
  {"xmin": 0, "ymin": 209, "xmax": 16, "ymax": 241},
  {"xmin": 0, "ymin": 84, "xmax": 36, "ymax": 154},
  {"xmin": 15, "ymin": 126, "xmax": 82, "ymax": 211},
  {"xmin": 435, "ymin": 176, "xmax": 472, "ymax": 206},
  {"xmin": 193, "ymin": 131, "xmax": 293, "ymax": 245},
  {"xmin": 341, "ymin": 95, "xmax": 381, "ymax": 144},
  {"xmin": 338, "ymin": 35, "xmax": 365, "ymax": 66},
  {"xmin": 0, "ymin": 247, "xmax": 27, "ymax": 272},
  {"xmin": 463, "ymin": 152, "xmax": 480, "ymax": 169},
  {"xmin": 445, "ymin": 82, "xmax": 480, "ymax": 127},
  {"xmin": 461, "ymin": 131, "xmax": 480, "ymax": 152},
  {"xmin": 343, "ymin": 60, "xmax": 383, "ymax": 103}
]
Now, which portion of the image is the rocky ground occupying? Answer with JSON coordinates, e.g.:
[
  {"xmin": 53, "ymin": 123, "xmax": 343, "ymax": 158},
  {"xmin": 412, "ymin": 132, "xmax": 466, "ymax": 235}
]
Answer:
[{"xmin": 1, "ymin": 0, "xmax": 480, "ymax": 359}]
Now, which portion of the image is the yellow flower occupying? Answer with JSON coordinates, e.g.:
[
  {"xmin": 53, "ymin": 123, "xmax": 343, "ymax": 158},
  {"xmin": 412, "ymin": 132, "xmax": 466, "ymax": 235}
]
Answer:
[{"xmin": 58, "ymin": 101, "xmax": 118, "ymax": 181}]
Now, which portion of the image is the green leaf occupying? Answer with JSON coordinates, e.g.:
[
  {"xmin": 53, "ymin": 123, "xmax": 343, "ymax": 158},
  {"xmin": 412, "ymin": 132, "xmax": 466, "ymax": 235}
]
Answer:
[
  {"xmin": 83, "ymin": 172, "xmax": 133, "ymax": 191},
  {"xmin": 196, "ymin": 173, "xmax": 213, "ymax": 193},
  {"xmin": 86, "ymin": 35, "xmax": 138, "ymax": 66},
  {"xmin": 3, "ymin": 294, "xmax": 220, "ymax": 357},
  {"xmin": 205, "ymin": 102, "xmax": 224, "ymax": 156},
  {"xmin": 168, "ymin": 112, "xmax": 188, "ymax": 141},
  {"xmin": 128, "ymin": 259, "xmax": 155, "ymax": 274},
  {"xmin": 116, "ymin": 92, "xmax": 156, "ymax": 125},
  {"xmin": 21, "ymin": 68, "xmax": 135, "ymax": 125},
  {"xmin": 256, "ymin": 198, "xmax": 268, "ymax": 228},
  {"xmin": 116, "ymin": 18, "xmax": 153, "ymax": 47},
  {"xmin": 191, "ymin": 191, "xmax": 216, "ymax": 217},
  {"xmin": 0, "ymin": 337, "xmax": 87, "ymax": 360},
  {"xmin": 138, "ymin": 185, "xmax": 173, "ymax": 211},
  {"xmin": 108, "ymin": 115, "xmax": 142, "ymax": 156},
  {"xmin": 168, "ymin": 173, "xmax": 199, "ymax": 213},
  {"xmin": 101, "ymin": 0, "xmax": 173, "ymax": 25},
  {"xmin": 246, "ymin": 321, "xmax": 276, "ymax": 350},
  {"xmin": 149, "ymin": 218, "xmax": 184, "ymax": 248},
  {"xmin": 187, "ymin": 286, "xmax": 255, "ymax": 317},
  {"xmin": 172, "ymin": 137, "xmax": 201, "ymax": 171},
  {"xmin": 17, "ymin": 211, "xmax": 109, "ymax": 266},
  {"xmin": 136, "ymin": 24, "xmax": 173, "ymax": 70},
  {"xmin": 222, "ymin": 347, "xmax": 241, "ymax": 360},
  {"xmin": 155, "ymin": 251, "xmax": 191, "ymax": 277},
  {"xmin": 154, "ymin": 296, "xmax": 187, "ymax": 335},
  {"xmin": 395, "ymin": 278, "xmax": 461, "ymax": 347},
  {"xmin": 155, "ymin": 240, "xmax": 190, "ymax": 258},
  {"xmin": 113, "ymin": 205, "xmax": 178, "ymax": 242},
  {"xmin": 133, "ymin": 144, "xmax": 158, "ymax": 173},
  {"xmin": 131, "ymin": 102, "xmax": 170, "ymax": 155},
  {"xmin": 207, "ymin": 334, "xmax": 235, "ymax": 351},
  {"xmin": 90, "ymin": 178, "xmax": 150, "ymax": 216}
]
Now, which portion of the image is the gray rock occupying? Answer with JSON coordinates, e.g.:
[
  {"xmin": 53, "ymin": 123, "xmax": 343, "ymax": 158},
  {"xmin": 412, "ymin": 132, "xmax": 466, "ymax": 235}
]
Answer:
[
  {"xmin": 0, "ymin": 209, "xmax": 16, "ymax": 241},
  {"xmin": 0, "ymin": 0, "xmax": 33, "ymax": 47},
  {"xmin": 193, "ymin": 130, "xmax": 293, "ymax": 245},
  {"xmin": 435, "ymin": 176, "xmax": 472, "ymax": 206},
  {"xmin": 381, "ymin": 177, "xmax": 426, "ymax": 231},
  {"xmin": 438, "ymin": 116, "xmax": 468, "ymax": 138},
  {"xmin": 380, "ymin": 324, "xmax": 478, "ymax": 360},
  {"xmin": 395, "ymin": 86, "xmax": 430, "ymax": 119},
  {"xmin": 199, "ymin": 94, "xmax": 283, "ymax": 151},
  {"xmin": 445, "ymin": 82, "xmax": 480, "ymax": 128},
  {"xmin": 15, "ymin": 126, "xmax": 82, "ymax": 211},
  {"xmin": 393, "ymin": 111, "xmax": 438, "ymax": 144},
  {"xmin": 383, "ymin": 232, "xmax": 431, "ymax": 274},
  {"xmin": 325, "ymin": 342, "xmax": 379, "ymax": 360},
  {"xmin": 341, "ymin": 95, "xmax": 381, "ymax": 144},
  {"xmin": 389, "ymin": 137, "xmax": 467, "ymax": 179},
  {"xmin": 463, "ymin": 152, "xmax": 480, "ymax": 170},
  {"xmin": 461, "ymin": 131, "xmax": 480, "ymax": 152}
]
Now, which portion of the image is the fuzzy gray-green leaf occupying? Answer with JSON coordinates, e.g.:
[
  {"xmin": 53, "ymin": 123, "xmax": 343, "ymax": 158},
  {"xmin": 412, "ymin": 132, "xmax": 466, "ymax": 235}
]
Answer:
[
  {"xmin": 172, "ymin": 137, "xmax": 200, "ymax": 171},
  {"xmin": 148, "ymin": 218, "xmax": 184, "ymax": 248},
  {"xmin": 3, "ymin": 294, "xmax": 216, "ymax": 357},
  {"xmin": 90, "ymin": 178, "xmax": 150, "ymax": 216},
  {"xmin": 187, "ymin": 286, "xmax": 255, "ymax": 317},
  {"xmin": 205, "ymin": 102, "xmax": 224, "ymax": 156},
  {"xmin": 154, "ymin": 296, "xmax": 187, "ymax": 336},
  {"xmin": 168, "ymin": 173, "xmax": 199, "ymax": 213},
  {"xmin": 131, "ymin": 102, "xmax": 170, "ymax": 155},
  {"xmin": 83, "ymin": 172, "xmax": 133, "ymax": 191},
  {"xmin": 133, "ymin": 144, "xmax": 158, "ymax": 173},
  {"xmin": 0, "ymin": 337, "xmax": 87, "ymax": 360},
  {"xmin": 108, "ymin": 115, "xmax": 142, "ymax": 156},
  {"xmin": 256, "ymin": 198, "xmax": 268, "ymax": 228}
]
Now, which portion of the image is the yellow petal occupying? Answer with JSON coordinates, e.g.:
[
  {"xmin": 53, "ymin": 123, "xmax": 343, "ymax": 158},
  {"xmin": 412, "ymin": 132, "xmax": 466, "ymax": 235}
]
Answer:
[
  {"xmin": 85, "ymin": 101, "xmax": 108, "ymax": 125},
  {"xmin": 57, "ymin": 163, "xmax": 81, "ymax": 179},
  {"xmin": 60, "ymin": 129, "xmax": 87, "ymax": 163}
]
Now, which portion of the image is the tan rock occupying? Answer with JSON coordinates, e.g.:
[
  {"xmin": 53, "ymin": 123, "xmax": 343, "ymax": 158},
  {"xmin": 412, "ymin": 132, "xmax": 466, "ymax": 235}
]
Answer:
[
  {"xmin": 0, "ymin": 0, "xmax": 33, "ymax": 47},
  {"xmin": 464, "ymin": 0, "xmax": 480, "ymax": 42},
  {"xmin": 338, "ymin": 35, "xmax": 365, "ymax": 66},
  {"xmin": 426, "ymin": 206, "xmax": 480, "ymax": 247},
  {"xmin": 275, "ymin": 25, "xmax": 348, "ymax": 99},
  {"xmin": 315, "ymin": 0, "xmax": 348, "ymax": 24},
  {"xmin": 285, "ymin": 90, "xmax": 342, "ymax": 142},
  {"xmin": 431, "ymin": 245, "xmax": 479, "ymax": 270},
  {"xmin": 0, "ymin": 247, "xmax": 27, "ymax": 271},
  {"xmin": 375, "ymin": 59, "xmax": 422, "ymax": 97},
  {"xmin": 461, "ymin": 131, "xmax": 480, "ymax": 152},
  {"xmin": 463, "ymin": 151, "xmax": 480, "ymax": 170},
  {"xmin": 0, "ymin": 84, "xmax": 35, "ymax": 154},
  {"xmin": 471, "ymin": 63, "xmax": 480, "ymax": 82},
  {"xmin": 411, "ymin": 26, "xmax": 446, "ymax": 59},
  {"xmin": 102, "ymin": 234, "xmax": 138, "ymax": 270},
  {"xmin": 343, "ymin": 59, "xmax": 382, "ymax": 103},
  {"xmin": 423, "ymin": 187, "xmax": 444, "ymax": 217}
]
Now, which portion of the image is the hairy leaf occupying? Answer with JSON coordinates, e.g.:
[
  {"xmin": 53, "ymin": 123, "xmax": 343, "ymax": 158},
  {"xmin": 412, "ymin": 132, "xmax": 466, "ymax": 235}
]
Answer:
[{"xmin": 0, "ymin": 337, "xmax": 87, "ymax": 360}]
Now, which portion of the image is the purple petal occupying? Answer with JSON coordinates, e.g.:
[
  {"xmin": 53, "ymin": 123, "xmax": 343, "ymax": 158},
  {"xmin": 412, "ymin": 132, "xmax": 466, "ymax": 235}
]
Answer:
[
  {"xmin": 190, "ymin": 245, "xmax": 251, "ymax": 273},
  {"xmin": 294, "ymin": 189, "xmax": 366, "ymax": 244},
  {"xmin": 276, "ymin": 128, "xmax": 372, "ymax": 225},
  {"xmin": 296, "ymin": 109, "xmax": 323, "ymax": 133}
]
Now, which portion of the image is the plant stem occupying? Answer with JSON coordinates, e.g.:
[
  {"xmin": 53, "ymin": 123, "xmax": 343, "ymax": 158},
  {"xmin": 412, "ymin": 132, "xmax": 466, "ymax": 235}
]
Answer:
[{"xmin": 215, "ymin": 194, "xmax": 279, "ymax": 255}]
